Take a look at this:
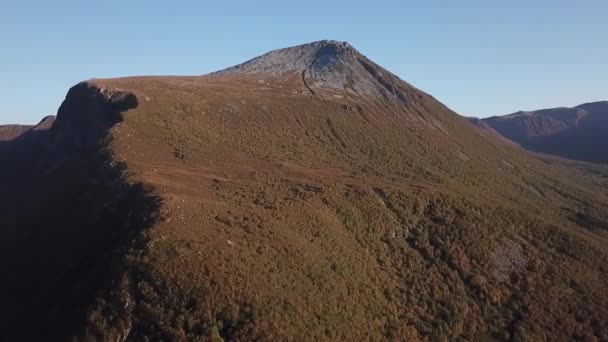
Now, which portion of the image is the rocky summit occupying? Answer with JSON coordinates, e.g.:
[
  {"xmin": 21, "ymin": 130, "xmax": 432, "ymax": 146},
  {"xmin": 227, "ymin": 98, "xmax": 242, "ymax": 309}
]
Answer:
[{"xmin": 215, "ymin": 40, "xmax": 423, "ymax": 102}]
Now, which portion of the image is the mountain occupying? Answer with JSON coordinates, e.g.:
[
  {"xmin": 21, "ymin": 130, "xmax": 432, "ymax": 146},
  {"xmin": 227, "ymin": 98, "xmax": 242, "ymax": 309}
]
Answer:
[
  {"xmin": 465, "ymin": 116, "xmax": 519, "ymax": 147},
  {"xmin": 2, "ymin": 41, "xmax": 608, "ymax": 341},
  {"xmin": 214, "ymin": 40, "xmax": 423, "ymax": 102},
  {"xmin": 471, "ymin": 102, "xmax": 608, "ymax": 163},
  {"xmin": 0, "ymin": 115, "xmax": 55, "ymax": 141},
  {"xmin": 0, "ymin": 124, "xmax": 32, "ymax": 141}
]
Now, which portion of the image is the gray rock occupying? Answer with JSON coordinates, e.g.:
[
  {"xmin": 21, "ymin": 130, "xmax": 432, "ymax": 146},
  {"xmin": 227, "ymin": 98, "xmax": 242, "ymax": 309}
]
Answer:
[{"xmin": 213, "ymin": 40, "xmax": 427, "ymax": 103}]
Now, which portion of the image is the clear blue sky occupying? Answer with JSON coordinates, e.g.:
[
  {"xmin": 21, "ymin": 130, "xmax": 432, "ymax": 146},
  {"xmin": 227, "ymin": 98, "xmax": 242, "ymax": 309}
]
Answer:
[{"xmin": 1, "ymin": 0, "xmax": 607, "ymax": 124}]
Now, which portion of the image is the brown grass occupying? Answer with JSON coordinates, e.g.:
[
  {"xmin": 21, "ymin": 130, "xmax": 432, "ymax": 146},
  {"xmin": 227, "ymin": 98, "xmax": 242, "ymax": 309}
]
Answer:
[{"xmin": 2, "ymin": 74, "xmax": 608, "ymax": 340}]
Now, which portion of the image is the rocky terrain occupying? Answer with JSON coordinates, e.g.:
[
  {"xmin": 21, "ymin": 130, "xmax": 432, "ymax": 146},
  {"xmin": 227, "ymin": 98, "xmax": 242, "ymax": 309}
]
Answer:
[
  {"xmin": 2, "ymin": 41, "xmax": 608, "ymax": 341},
  {"xmin": 470, "ymin": 102, "xmax": 608, "ymax": 163}
]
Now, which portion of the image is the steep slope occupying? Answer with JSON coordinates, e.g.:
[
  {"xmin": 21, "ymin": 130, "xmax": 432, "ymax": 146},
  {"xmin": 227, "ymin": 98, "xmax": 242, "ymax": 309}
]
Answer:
[
  {"xmin": 465, "ymin": 116, "xmax": 519, "ymax": 147},
  {"xmin": 476, "ymin": 102, "xmax": 608, "ymax": 163},
  {"xmin": 2, "ymin": 41, "xmax": 608, "ymax": 341}
]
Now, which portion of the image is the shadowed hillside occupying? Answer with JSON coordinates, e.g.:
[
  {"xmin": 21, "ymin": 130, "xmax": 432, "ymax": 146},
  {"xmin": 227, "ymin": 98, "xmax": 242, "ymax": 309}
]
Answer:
[
  {"xmin": 2, "ymin": 41, "xmax": 608, "ymax": 341},
  {"xmin": 0, "ymin": 84, "xmax": 161, "ymax": 340}
]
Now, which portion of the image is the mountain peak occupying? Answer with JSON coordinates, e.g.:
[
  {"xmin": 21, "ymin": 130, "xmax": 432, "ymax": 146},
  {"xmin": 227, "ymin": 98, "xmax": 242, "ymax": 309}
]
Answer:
[
  {"xmin": 214, "ymin": 40, "xmax": 359, "ymax": 75},
  {"xmin": 214, "ymin": 40, "xmax": 422, "ymax": 102},
  {"xmin": 307, "ymin": 39, "xmax": 355, "ymax": 49}
]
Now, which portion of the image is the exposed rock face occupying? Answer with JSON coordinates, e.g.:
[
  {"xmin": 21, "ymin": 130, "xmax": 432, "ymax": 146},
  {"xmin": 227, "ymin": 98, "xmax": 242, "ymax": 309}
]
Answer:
[
  {"xmin": 214, "ymin": 40, "xmax": 425, "ymax": 102},
  {"xmin": 52, "ymin": 82, "xmax": 138, "ymax": 152},
  {"xmin": 472, "ymin": 101, "xmax": 608, "ymax": 163}
]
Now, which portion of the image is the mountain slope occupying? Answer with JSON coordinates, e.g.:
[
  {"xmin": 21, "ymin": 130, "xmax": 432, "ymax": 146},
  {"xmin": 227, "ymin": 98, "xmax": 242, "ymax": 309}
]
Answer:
[
  {"xmin": 0, "ymin": 115, "xmax": 55, "ymax": 141},
  {"xmin": 473, "ymin": 102, "xmax": 608, "ymax": 163},
  {"xmin": 0, "ymin": 124, "xmax": 32, "ymax": 141},
  {"xmin": 2, "ymin": 41, "xmax": 608, "ymax": 341}
]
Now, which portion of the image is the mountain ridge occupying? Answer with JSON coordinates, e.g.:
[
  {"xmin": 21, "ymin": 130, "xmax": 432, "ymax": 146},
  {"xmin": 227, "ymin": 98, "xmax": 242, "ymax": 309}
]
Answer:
[
  {"xmin": 0, "ymin": 115, "xmax": 55, "ymax": 141},
  {"xmin": 470, "ymin": 101, "xmax": 608, "ymax": 163}
]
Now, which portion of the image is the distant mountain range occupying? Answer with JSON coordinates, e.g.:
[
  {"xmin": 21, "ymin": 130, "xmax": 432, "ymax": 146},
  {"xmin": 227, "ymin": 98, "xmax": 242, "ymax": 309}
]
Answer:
[
  {"xmin": 0, "ymin": 115, "xmax": 55, "ymax": 141},
  {"xmin": 469, "ymin": 101, "xmax": 608, "ymax": 163}
]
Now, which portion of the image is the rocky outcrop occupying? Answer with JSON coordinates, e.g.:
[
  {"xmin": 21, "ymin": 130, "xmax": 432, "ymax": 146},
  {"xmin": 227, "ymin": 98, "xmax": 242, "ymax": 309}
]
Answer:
[{"xmin": 52, "ymin": 81, "xmax": 138, "ymax": 152}]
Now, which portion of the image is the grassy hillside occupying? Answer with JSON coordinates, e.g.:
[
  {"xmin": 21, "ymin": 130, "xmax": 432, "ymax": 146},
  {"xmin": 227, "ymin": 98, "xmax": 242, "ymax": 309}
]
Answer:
[
  {"xmin": 80, "ymin": 76, "xmax": 608, "ymax": 339},
  {"xmin": 1, "ymin": 69, "xmax": 608, "ymax": 340}
]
